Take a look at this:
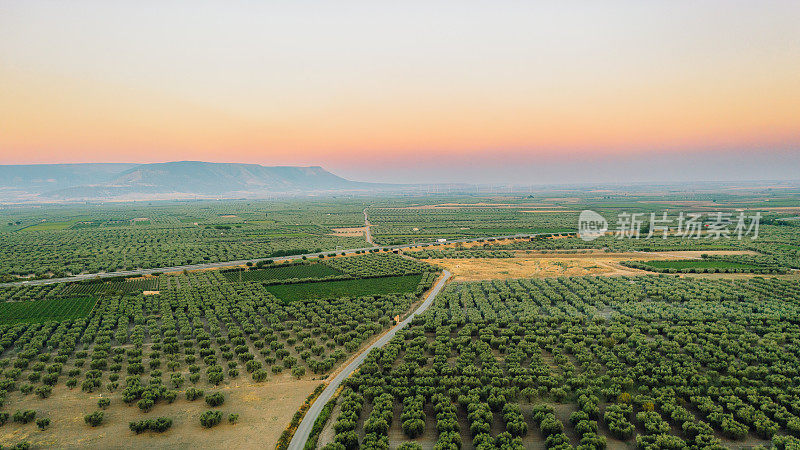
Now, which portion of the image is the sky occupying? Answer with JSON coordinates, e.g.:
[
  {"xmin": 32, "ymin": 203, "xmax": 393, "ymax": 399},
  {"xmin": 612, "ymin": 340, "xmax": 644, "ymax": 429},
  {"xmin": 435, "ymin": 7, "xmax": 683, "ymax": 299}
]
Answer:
[{"xmin": 1, "ymin": 1, "xmax": 799, "ymax": 184}]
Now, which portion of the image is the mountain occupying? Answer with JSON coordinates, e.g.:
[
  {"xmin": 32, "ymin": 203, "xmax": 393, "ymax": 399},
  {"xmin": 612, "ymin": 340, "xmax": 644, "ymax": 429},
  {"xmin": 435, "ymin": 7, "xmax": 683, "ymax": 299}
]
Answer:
[
  {"xmin": 0, "ymin": 163, "xmax": 137, "ymax": 193},
  {"xmin": 0, "ymin": 161, "xmax": 384, "ymax": 202}
]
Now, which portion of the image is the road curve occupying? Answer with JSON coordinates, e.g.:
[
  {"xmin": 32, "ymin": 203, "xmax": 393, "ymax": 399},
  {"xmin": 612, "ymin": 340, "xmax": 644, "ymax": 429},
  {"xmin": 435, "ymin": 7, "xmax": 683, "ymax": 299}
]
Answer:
[{"xmin": 287, "ymin": 270, "xmax": 452, "ymax": 450}]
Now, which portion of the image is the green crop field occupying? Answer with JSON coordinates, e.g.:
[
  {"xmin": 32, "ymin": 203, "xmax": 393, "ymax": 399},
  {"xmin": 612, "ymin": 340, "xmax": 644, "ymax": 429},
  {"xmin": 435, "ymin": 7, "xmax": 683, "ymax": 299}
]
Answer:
[
  {"xmin": 621, "ymin": 258, "xmax": 788, "ymax": 274},
  {"xmin": 109, "ymin": 278, "xmax": 160, "ymax": 293},
  {"xmin": 221, "ymin": 263, "xmax": 343, "ymax": 282},
  {"xmin": 263, "ymin": 274, "xmax": 424, "ymax": 302},
  {"xmin": 642, "ymin": 260, "xmax": 761, "ymax": 270},
  {"xmin": 0, "ymin": 297, "xmax": 97, "ymax": 324},
  {"xmin": 21, "ymin": 219, "xmax": 83, "ymax": 231}
]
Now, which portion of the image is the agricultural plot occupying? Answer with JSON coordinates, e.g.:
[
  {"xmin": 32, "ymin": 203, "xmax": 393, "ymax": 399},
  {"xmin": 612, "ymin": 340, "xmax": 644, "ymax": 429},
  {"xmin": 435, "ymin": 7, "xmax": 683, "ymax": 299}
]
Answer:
[
  {"xmin": 108, "ymin": 277, "xmax": 159, "ymax": 293},
  {"xmin": 0, "ymin": 253, "xmax": 441, "ymax": 448},
  {"xmin": 0, "ymin": 283, "xmax": 76, "ymax": 302},
  {"xmin": 368, "ymin": 206, "xmax": 577, "ymax": 246},
  {"xmin": 408, "ymin": 248, "xmax": 514, "ymax": 259},
  {"xmin": 322, "ymin": 253, "xmax": 433, "ymax": 277},
  {"xmin": 221, "ymin": 263, "xmax": 343, "ymax": 283},
  {"xmin": 0, "ymin": 297, "xmax": 96, "ymax": 324},
  {"xmin": 623, "ymin": 259, "xmax": 785, "ymax": 274},
  {"xmin": 0, "ymin": 199, "xmax": 370, "ymax": 279},
  {"xmin": 319, "ymin": 275, "xmax": 800, "ymax": 449},
  {"xmin": 263, "ymin": 274, "xmax": 427, "ymax": 303},
  {"xmin": 20, "ymin": 219, "xmax": 83, "ymax": 231},
  {"xmin": 0, "ymin": 193, "xmax": 799, "ymax": 448},
  {"xmin": 57, "ymin": 278, "xmax": 161, "ymax": 296},
  {"xmin": 62, "ymin": 281, "xmax": 113, "ymax": 296},
  {"xmin": 492, "ymin": 223, "xmax": 800, "ymax": 272}
]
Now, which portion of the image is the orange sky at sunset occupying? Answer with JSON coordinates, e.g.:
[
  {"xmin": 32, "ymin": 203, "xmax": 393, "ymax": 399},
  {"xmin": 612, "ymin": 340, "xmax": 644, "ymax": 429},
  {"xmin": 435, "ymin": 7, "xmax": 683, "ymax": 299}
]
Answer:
[{"xmin": 1, "ymin": 1, "xmax": 799, "ymax": 183}]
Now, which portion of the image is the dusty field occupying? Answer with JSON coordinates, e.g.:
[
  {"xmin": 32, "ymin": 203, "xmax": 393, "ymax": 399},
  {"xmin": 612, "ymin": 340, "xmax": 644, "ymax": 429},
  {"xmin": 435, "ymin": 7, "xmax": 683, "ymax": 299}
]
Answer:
[
  {"xmin": 328, "ymin": 226, "xmax": 367, "ymax": 237},
  {"xmin": 425, "ymin": 250, "xmax": 761, "ymax": 281},
  {"xmin": 427, "ymin": 256, "xmax": 618, "ymax": 280},
  {"xmin": 0, "ymin": 375, "xmax": 321, "ymax": 449}
]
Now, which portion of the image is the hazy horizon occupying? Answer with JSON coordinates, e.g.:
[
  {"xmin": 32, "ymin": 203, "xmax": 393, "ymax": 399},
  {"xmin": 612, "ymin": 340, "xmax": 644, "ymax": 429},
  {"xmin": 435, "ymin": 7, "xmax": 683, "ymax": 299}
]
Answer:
[{"xmin": 2, "ymin": 152, "xmax": 800, "ymax": 187}]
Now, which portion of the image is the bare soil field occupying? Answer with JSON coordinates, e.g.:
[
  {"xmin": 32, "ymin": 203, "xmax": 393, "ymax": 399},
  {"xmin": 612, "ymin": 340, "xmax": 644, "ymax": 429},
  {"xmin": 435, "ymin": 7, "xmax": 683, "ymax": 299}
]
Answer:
[
  {"xmin": 425, "ymin": 250, "xmax": 761, "ymax": 281},
  {"xmin": 0, "ymin": 375, "xmax": 320, "ymax": 449},
  {"xmin": 328, "ymin": 226, "xmax": 367, "ymax": 237},
  {"xmin": 427, "ymin": 257, "xmax": 615, "ymax": 280}
]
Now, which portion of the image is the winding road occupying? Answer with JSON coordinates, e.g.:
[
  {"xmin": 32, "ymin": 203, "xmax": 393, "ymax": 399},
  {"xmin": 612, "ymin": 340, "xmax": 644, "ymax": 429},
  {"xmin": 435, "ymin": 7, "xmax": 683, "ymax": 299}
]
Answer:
[{"xmin": 287, "ymin": 269, "xmax": 452, "ymax": 450}]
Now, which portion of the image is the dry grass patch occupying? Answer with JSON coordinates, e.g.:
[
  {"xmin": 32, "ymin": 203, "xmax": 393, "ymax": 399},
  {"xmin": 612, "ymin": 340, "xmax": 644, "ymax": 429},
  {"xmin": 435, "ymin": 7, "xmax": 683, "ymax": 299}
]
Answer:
[
  {"xmin": 428, "ymin": 250, "xmax": 762, "ymax": 281},
  {"xmin": 0, "ymin": 376, "xmax": 320, "ymax": 449},
  {"xmin": 328, "ymin": 227, "xmax": 367, "ymax": 237}
]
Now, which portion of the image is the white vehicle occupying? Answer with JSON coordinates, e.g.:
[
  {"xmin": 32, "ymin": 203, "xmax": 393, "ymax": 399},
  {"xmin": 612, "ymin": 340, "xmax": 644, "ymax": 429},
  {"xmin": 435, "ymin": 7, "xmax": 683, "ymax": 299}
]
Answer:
[{"xmin": 436, "ymin": 238, "xmax": 447, "ymax": 243}]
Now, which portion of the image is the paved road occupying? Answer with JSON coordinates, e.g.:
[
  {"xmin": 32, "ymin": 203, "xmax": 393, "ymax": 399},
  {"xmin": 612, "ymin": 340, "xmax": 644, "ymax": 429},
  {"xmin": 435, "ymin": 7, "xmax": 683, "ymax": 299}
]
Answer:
[
  {"xmin": 287, "ymin": 270, "xmax": 451, "ymax": 450},
  {"xmin": 363, "ymin": 208, "xmax": 374, "ymax": 245},
  {"xmin": 4, "ymin": 246, "xmax": 382, "ymax": 287},
  {"xmin": 5, "ymin": 233, "xmax": 565, "ymax": 287}
]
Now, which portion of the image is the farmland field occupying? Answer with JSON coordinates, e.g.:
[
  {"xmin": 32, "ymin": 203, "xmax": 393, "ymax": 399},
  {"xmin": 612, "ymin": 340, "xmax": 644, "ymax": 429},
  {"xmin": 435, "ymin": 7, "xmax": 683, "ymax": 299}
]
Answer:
[
  {"xmin": 318, "ymin": 275, "xmax": 800, "ymax": 450},
  {"xmin": 0, "ymin": 252, "xmax": 440, "ymax": 448},
  {"xmin": 0, "ymin": 297, "xmax": 97, "ymax": 324},
  {"xmin": 20, "ymin": 219, "xmax": 83, "ymax": 231},
  {"xmin": 0, "ymin": 199, "xmax": 370, "ymax": 279},
  {"xmin": 367, "ymin": 206, "xmax": 577, "ymax": 246},
  {"xmin": 0, "ymin": 192, "xmax": 799, "ymax": 448},
  {"xmin": 109, "ymin": 277, "xmax": 160, "ymax": 293},
  {"xmin": 221, "ymin": 263, "xmax": 343, "ymax": 283},
  {"xmin": 263, "ymin": 274, "xmax": 426, "ymax": 302},
  {"xmin": 5, "ymin": 3, "xmax": 800, "ymax": 448},
  {"xmin": 638, "ymin": 259, "xmax": 763, "ymax": 270}
]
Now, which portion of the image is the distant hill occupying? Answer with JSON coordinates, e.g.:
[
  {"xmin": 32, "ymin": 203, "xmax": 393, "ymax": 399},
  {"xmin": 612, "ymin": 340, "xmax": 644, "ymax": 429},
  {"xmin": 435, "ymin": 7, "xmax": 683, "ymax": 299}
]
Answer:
[{"xmin": 0, "ymin": 161, "xmax": 385, "ymax": 202}]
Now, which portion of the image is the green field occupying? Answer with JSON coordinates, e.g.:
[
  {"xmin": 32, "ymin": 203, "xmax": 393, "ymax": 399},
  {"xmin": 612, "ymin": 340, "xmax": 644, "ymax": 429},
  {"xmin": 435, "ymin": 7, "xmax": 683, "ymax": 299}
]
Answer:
[
  {"xmin": 642, "ymin": 259, "xmax": 762, "ymax": 270},
  {"xmin": 0, "ymin": 297, "xmax": 97, "ymax": 324},
  {"xmin": 22, "ymin": 219, "xmax": 83, "ymax": 231},
  {"xmin": 222, "ymin": 263, "xmax": 343, "ymax": 282},
  {"xmin": 109, "ymin": 277, "xmax": 159, "ymax": 293},
  {"xmin": 264, "ymin": 274, "xmax": 423, "ymax": 302}
]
